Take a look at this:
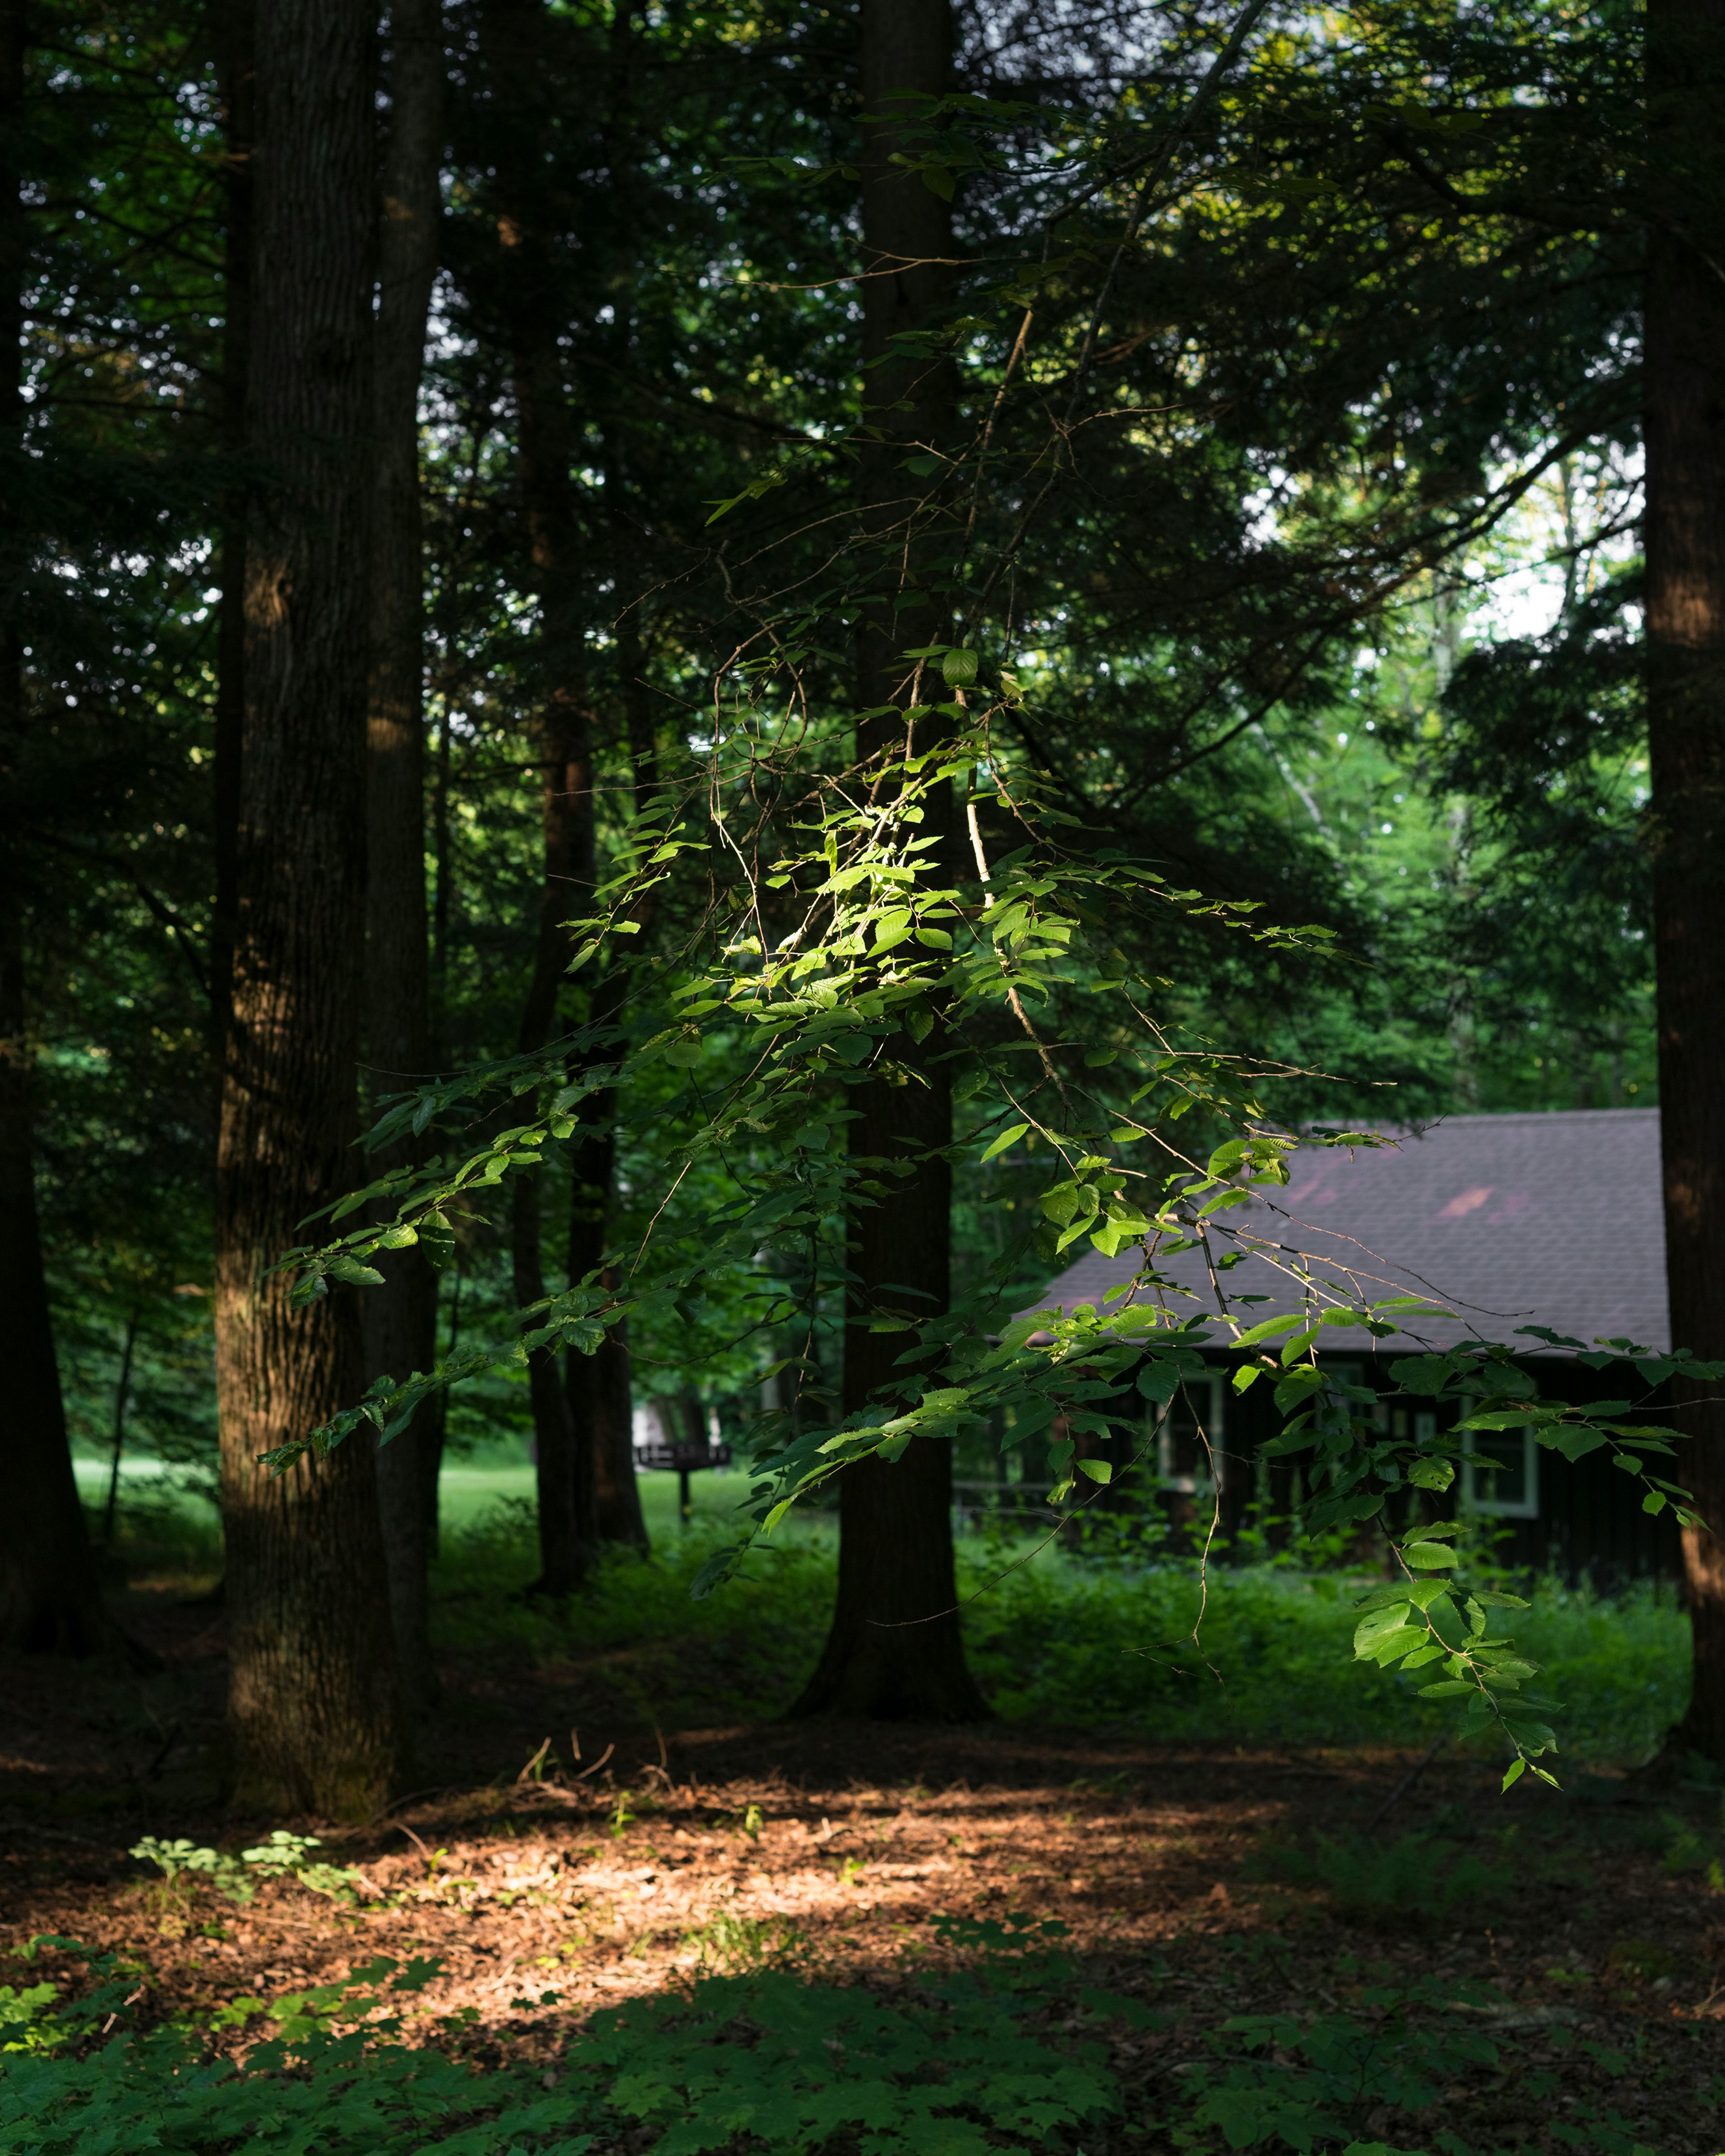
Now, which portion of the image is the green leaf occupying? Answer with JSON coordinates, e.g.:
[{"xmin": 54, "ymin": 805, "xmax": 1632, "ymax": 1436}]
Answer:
[
  {"xmin": 1502, "ymin": 1758, "xmax": 1526, "ymax": 1791},
  {"xmin": 1353, "ymin": 1604, "xmax": 1411, "ymax": 1658},
  {"xmin": 327, "ymin": 1256, "xmax": 386, "ymax": 1287},
  {"xmin": 979, "ymin": 1121, "xmax": 1030, "ymax": 1162},
  {"xmin": 941, "ymin": 647, "xmax": 978, "ymax": 687},
  {"xmin": 1401, "ymin": 1541, "xmax": 1460, "ymax": 1569}
]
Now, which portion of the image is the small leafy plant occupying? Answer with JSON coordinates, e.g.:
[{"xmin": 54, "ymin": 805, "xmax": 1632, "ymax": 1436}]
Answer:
[
  {"xmin": 130, "ymin": 1831, "xmax": 363, "ymax": 1923},
  {"xmin": 678, "ymin": 1910, "xmax": 809, "ymax": 1976}
]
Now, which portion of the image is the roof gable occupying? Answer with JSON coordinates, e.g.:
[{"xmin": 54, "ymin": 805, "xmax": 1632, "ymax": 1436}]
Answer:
[{"xmin": 1023, "ymin": 1109, "xmax": 1669, "ymax": 1355}]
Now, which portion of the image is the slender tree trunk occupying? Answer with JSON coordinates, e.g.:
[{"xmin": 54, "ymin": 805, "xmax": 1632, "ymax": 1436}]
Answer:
[
  {"xmin": 567, "ymin": 1102, "xmax": 647, "ymax": 1551},
  {"xmin": 508, "ymin": 314, "xmax": 595, "ymax": 1590},
  {"xmin": 215, "ymin": 0, "xmax": 408, "ymax": 1816},
  {"xmin": 1646, "ymin": 0, "xmax": 1725, "ymax": 1767},
  {"xmin": 511, "ymin": 675, "xmax": 594, "ymax": 1593},
  {"xmin": 364, "ymin": 0, "xmax": 444, "ymax": 1714},
  {"xmin": 102, "ymin": 1307, "xmax": 140, "ymax": 1543},
  {"xmin": 791, "ymin": 0, "xmax": 987, "ymax": 1722},
  {"xmin": 0, "ymin": 1, "xmax": 109, "ymax": 1659},
  {"xmin": 0, "ymin": 947, "xmax": 114, "ymax": 1654},
  {"xmin": 489, "ymin": 67, "xmax": 616, "ymax": 1580},
  {"xmin": 562, "ymin": 485, "xmax": 653, "ymax": 1555}
]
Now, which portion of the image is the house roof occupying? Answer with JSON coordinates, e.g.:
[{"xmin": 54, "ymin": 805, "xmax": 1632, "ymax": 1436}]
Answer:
[{"xmin": 1025, "ymin": 1108, "xmax": 1669, "ymax": 1356}]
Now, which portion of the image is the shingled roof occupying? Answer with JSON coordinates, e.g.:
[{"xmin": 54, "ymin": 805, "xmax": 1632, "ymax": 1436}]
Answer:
[{"xmin": 1027, "ymin": 1108, "xmax": 1669, "ymax": 1356}]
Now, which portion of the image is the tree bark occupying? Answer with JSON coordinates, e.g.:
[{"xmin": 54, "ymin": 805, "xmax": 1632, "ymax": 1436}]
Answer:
[
  {"xmin": 791, "ymin": 0, "xmax": 987, "ymax": 1722},
  {"xmin": 0, "ymin": 2, "xmax": 150, "ymax": 1669},
  {"xmin": 567, "ymin": 1106, "xmax": 648, "ymax": 1552},
  {"xmin": 510, "ymin": 672, "xmax": 595, "ymax": 1593},
  {"xmin": 0, "ymin": 943, "xmax": 114, "ymax": 1655},
  {"xmin": 215, "ymin": 0, "xmax": 408, "ymax": 1816},
  {"xmin": 508, "ymin": 298, "xmax": 596, "ymax": 1592},
  {"xmin": 561, "ymin": 559, "xmax": 651, "ymax": 1557},
  {"xmin": 1645, "ymin": 0, "xmax": 1725, "ymax": 1767},
  {"xmin": 364, "ymin": 0, "xmax": 444, "ymax": 1714},
  {"xmin": 212, "ymin": 0, "xmax": 253, "ymax": 1059}
]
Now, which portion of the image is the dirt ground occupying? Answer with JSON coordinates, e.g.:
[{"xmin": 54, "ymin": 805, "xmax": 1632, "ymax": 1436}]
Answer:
[{"xmin": 3, "ymin": 1583, "xmax": 1724, "ymax": 2153}]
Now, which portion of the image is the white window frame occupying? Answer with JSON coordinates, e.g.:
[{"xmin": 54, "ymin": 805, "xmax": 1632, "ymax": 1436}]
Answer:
[
  {"xmin": 1460, "ymin": 1426, "xmax": 1540, "ymax": 1519},
  {"xmin": 1155, "ymin": 1370, "xmax": 1226, "ymax": 1492}
]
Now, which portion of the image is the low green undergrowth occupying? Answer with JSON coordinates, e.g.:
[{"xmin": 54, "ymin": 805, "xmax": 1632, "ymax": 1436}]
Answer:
[
  {"xmin": 1168, "ymin": 1965, "xmax": 1668, "ymax": 2156},
  {"xmin": 3, "ymin": 1931, "xmax": 1686, "ymax": 2156},
  {"xmin": 1242, "ymin": 1831, "xmax": 1513, "ymax": 1929},
  {"xmin": 428, "ymin": 1505, "xmax": 1688, "ymax": 1765},
  {"xmin": 0, "ymin": 1934, "xmax": 1115, "ymax": 2156}
]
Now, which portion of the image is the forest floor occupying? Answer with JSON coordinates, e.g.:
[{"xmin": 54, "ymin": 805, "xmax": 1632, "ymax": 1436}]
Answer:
[{"xmin": 4, "ymin": 1577, "xmax": 1725, "ymax": 2154}]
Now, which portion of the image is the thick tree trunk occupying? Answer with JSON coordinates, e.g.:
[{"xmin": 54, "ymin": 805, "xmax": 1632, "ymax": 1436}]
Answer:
[
  {"xmin": 364, "ymin": 0, "xmax": 444, "ymax": 1714},
  {"xmin": 1646, "ymin": 0, "xmax": 1725, "ymax": 1767},
  {"xmin": 215, "ymin": 0, "xmax": 408, "ymax": 1816},
  {"xmin": 791, "ymin": 0, "xmax": 987, "ymax": 1722},
  {"xmin": 212, "ymin": 0, "xmax": 252, "ymax": 1057}
]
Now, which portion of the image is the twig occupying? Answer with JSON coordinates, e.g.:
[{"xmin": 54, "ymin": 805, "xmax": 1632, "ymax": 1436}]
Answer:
[{"xmin": 395, "ymin": 1820, "xmax": 435, "ymax": 1863}]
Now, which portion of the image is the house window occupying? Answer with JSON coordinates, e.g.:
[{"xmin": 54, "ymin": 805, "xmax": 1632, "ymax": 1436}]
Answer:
[
  {"xmin": 1461, "ymin": 1428, "xmax": 1539, "ymax": 1519},
  {"xmin": 1156, "ymin": 1371, "xmax": 1226, "ymax": 1492}
]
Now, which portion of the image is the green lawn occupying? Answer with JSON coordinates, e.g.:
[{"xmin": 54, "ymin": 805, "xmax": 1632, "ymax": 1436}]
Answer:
[
  {"xmin": 75, "ymin": 1456, "xmax": 1688, "ymax": 1764},
  {"xmin": 71, "ymin": 1454, "xmax": 756, "ymax": 1541}
]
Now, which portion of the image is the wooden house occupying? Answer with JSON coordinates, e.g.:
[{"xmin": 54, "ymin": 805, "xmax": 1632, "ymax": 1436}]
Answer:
[{"xmin": 1025, "ymin": 1109, "xmax": 1681, "ymax": 1584}]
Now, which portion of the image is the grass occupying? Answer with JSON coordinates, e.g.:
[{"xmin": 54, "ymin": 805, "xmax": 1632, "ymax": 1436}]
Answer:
[
  {"xmin": 427, "ymin": 1500, "xmax": 1688, "ymax": 1767},
  {"xmin": 82, "ymin": 1460, "xmax": 1690, "ymax": 1765}
]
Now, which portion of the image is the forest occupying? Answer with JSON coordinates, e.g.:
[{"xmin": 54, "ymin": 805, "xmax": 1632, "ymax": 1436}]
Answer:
[{"xmin": 4, "ymin": 0, "xmax": 1725, "ymax": 2149}]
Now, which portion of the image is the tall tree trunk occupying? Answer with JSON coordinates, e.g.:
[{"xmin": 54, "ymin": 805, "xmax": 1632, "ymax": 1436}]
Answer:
[
  {"xmin": 510, "ymin": 306, "xmax": 597, "ymax": 1592},
  {"xmin": 0, "ymin": 945, "xmax": 114, "ymax": 1654},
  {"xmin": 212, "ymin": 0, "xmax": 253, "ymax": 1059},
  {"xmin": 563, "ymin": 482, "xmax": 651, "ymax": 1556},
  {"xmin": 0, "ymin": 3, "xmax": 147, "ymax": 1667},
  {"xmin": 511, "ymin": 672, "xmax": 594, "ymax": 1593},
  {"xmin": 215, "ymin": 0, "xmax": 408, "ymax": 1816},
  {"xmin": 791, "ymin": 0, "xmax": 987, "ymax": 1721},
  {"xmin": 1646, "ymin": 0, "xmax": 1725, "ymax": 1767},
  {"xmin": 567, "ymin": 1095, "xmax": 647, "ymax": 1551},
  {"xmin": 364, "ymin": 0, "xmax": 444, "ymax": 1714}
]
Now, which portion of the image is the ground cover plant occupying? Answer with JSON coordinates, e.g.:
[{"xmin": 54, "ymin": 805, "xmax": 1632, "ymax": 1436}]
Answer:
[
  {"xmin": 423, "ymin": 1501, "xmax": 1689, "ymax": 1767},
  {"xmin": 5, "ymin": 1707, "xmax": 1723, "ymax": 2155},
  {"xmin": 4, "ymin": 1516, "xmax": 1721, "ymax": 2155}
]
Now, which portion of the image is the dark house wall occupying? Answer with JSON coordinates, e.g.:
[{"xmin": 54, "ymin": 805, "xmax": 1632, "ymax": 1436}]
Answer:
[{"xmin": 1100, "ymin": 1351, "xmax": 1684, "ymax": 1586}]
